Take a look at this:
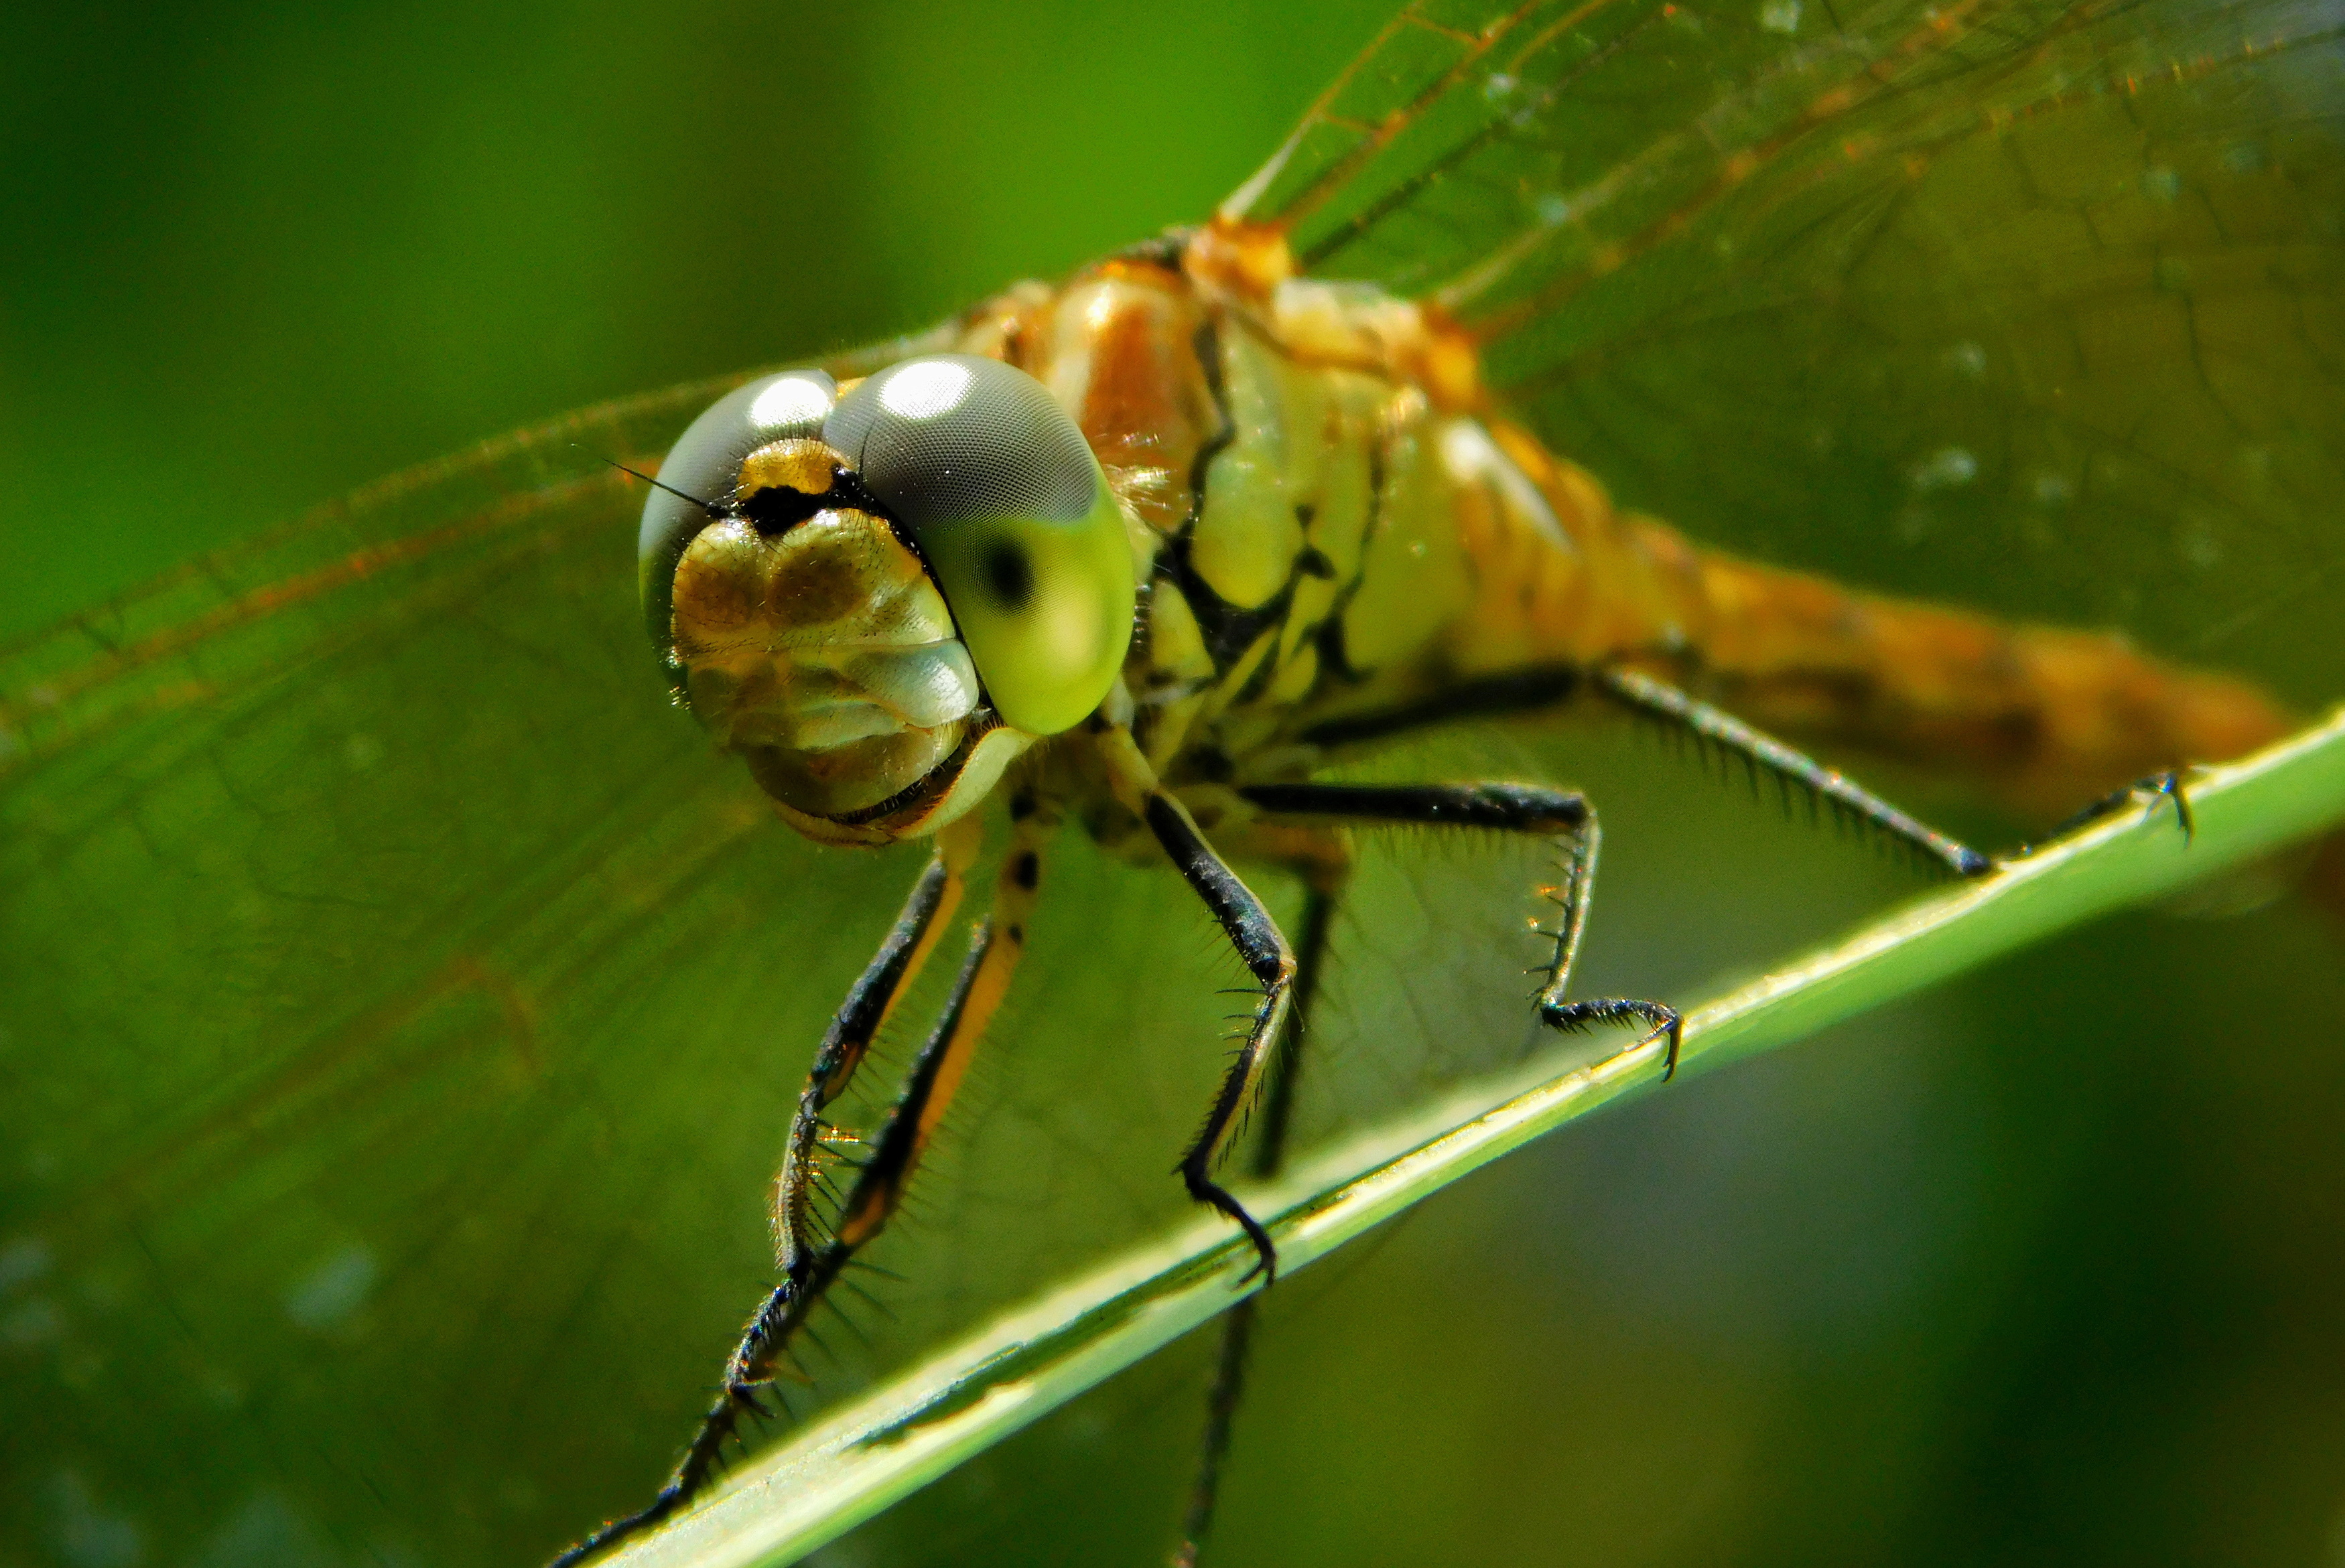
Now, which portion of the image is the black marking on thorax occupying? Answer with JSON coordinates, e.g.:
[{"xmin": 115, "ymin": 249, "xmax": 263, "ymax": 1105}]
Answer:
[
  {"xmin": 1150, "ymin": 305, "xmax": 1434, "ymax": 741},
  {"xmin": 1310, "ymin": 436, "xmax": 1388, "ymax": 688},
  {"xmin": 1157, "ymin": 315, "xmax": 1296, "ymax": 679}
]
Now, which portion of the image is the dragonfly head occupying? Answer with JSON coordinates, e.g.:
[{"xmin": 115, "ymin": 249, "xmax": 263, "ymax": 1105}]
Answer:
[{"xmin": 639, "ymin": 356, "xmax": 1138, "ymax": 845}]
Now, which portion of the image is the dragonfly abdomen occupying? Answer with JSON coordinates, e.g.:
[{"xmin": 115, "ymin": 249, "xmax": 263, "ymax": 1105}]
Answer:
[{"xmin": 1475, "ymin": 417, "xmax": 2304, "ymax": 826}]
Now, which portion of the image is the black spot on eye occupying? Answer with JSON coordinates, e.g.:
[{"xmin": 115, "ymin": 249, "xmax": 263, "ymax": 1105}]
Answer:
[
  {"xmin": 1009, "ymin": 851, "xmax": 1040, "ymax": 890},
  {"xmin": 984, "ymin": 542, "xmax": 1034, "ymax": 610}
]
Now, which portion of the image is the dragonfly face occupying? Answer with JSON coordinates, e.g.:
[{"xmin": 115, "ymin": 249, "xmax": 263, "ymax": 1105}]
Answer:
[
  {"xmin": 640, "ymin": 358, "xmax": 1134, "ymax": 843},
  {"xmin": 3, "ymin": 3, "xmax": 2341, "ymax": 1567}
]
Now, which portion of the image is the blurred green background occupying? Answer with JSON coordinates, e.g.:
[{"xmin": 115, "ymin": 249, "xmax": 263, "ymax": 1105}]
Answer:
[{"xmin": 5, "ymin": 4, "xmax": 2345, "ymax": 1568}]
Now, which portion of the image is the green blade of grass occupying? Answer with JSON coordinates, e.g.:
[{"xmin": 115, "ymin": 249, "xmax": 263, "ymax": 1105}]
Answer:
[{"xmin": 608, "ymin": 706, "xmax": 2345, "ymax": 1568}]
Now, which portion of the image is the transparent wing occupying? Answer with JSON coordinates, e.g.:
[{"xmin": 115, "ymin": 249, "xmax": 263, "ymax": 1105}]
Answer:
[
  {"xmin": 1231, "ymin": 0, "xmax": 2345, "ymax": 702},
  {"xmin": 0, "ymin": 357, "xmax": 965, "ymax": 1563}
]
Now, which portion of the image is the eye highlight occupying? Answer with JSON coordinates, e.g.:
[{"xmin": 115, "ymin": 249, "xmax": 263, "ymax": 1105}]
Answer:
[
  {"xmin": 637, "ymin": 368, "xmax": 838, "ymax": 661},
  {"xmin": 827, "ymin": 354, "xmax": 1136, "ymax": 737}
]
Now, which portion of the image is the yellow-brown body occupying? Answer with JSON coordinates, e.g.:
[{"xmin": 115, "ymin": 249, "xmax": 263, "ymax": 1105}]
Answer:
[{"xmin": 915, "ymin": 222, "xmax": 2302, "ymax": 850}]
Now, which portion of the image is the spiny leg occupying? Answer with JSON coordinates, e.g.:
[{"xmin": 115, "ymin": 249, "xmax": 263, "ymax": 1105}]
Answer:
[
  {"xmin": 550, "ymin": 807, "xmax": 1053, "ymax": 1567},
  {"xmin": 1150, "ymin": 797, "xmax": 1295, "ymax": 1275},
  {"xmin": 771, "ymin": 801, "xmax": 1055, "ymax": 1376},
  {"xmin": 1093, "ymin": 720, "xmax": 1294, "ymax": 1283},
  {"xmin": 773, "ymin": 840, "xmax": 970, "ymax": 1281},
  {"xmin": 1599, "ymin": 664, "xmax": 2195, "ymax": 859},
  {"xmin": 1173, "ymin": 879, "xmax": 1339, "ymax": 1568},
  {"xmin": 1239, "ymin": 781, "xmax": 1682, "ymax": 1074},
  {"xmin": 1593, "ymin": 665, "xmax": 1991, "ymax": 876},
  {"xmin": 831, "ymin": 800, "xmax": 1059, "ymax": 1259},
  {"xmin": 1599, "ymin": 664, "xmax": 2200, "ymax": 861},
  {"xmin": 547, "ymin": 848, "xmax": 966, "ymax": 1567},
  {"xmin": 1297, "ymin": 661, "xmax": 1992, "ymax": 877}
]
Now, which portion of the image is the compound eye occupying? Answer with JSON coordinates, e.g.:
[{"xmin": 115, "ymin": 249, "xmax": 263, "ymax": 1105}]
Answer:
[
  {"xmin": 825, "ymin": 354, "xmax": 1136, "ymax": 735},
  {"xmin": 639, "ymin": 368, "xmax": 838, "ymax": 653}
]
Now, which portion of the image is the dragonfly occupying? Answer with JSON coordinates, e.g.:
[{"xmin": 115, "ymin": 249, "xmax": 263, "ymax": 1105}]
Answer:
[{"xmin": 3, "ymin": 3, "xmax": 2341, "ymax": 1567}]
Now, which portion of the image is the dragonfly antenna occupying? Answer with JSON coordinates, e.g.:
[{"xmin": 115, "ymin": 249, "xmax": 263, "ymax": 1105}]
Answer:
[{"xmin": 573, "ymin": 443, "xmax": 732, "ymax": 517}]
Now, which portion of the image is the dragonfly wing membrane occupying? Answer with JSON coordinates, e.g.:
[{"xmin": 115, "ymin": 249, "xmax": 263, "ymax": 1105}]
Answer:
[
  {"xmin": 1235, "ymin": 0, "xmax": 2345, "ymax": 700},
  {"xmin": 0, "ymin": 364, "xmax": 951, "ymax": 1563}
]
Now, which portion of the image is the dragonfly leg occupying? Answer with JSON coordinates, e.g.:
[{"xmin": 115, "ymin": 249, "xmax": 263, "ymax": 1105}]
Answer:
[
  {"xmin": 1594, "ymin": 664, "xmax": 1991, "ymax": 877},
  {"xmin": 1174, "ymin": 875, "xmax": 1341, "ymax": 1568},
  {"xmin": 549, "ymin": 806, "xmax": 1058, "ymax": 1568},
  {"xmin": 1095, "ymin": 717, "xmax": 1294, "ymax": 1283},
  {"xmin": 2042, "ymin": 769, "xmax": 2196, "ymax": 848},
  {"xmin": 1294, "ymin": 662, "xmax": 1989, "ymax": 879},
  {"xmin": 773, "ymin": 836, "xmax": 974, "ymax": 1283},
  {"xmin": 829, "ymin": 802, "xmax": 1057, "ymax": 1256},
  {"xmin": 1150, "ymin": 794, "xmax": 1295, "ymax": 1279},
  {"xmin": 1239, "ymin": 781, "xmax": 1683, "ymax": 1077}
]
